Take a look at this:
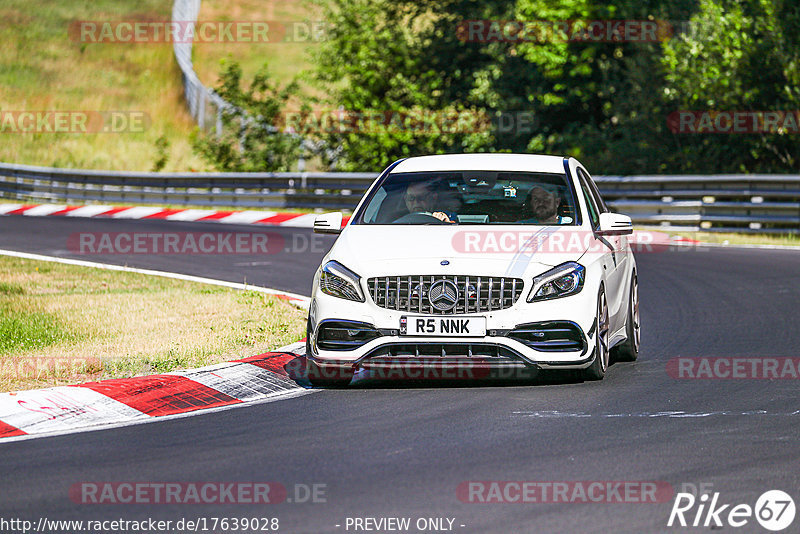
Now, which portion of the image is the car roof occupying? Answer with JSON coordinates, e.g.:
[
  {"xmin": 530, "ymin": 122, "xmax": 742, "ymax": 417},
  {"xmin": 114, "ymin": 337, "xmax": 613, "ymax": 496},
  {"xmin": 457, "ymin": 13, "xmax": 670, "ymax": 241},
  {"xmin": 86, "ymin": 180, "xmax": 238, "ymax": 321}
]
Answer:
[{"xmin": 390, "ymin": 153, "xmax": 567, "ymax": 175}]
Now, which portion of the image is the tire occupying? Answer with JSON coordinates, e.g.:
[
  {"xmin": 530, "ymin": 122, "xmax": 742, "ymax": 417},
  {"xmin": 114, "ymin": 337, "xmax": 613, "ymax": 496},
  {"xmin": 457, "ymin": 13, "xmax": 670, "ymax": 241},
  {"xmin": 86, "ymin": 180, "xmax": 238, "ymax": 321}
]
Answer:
[
  {"xmin": 612, "ymin": 273, "xmax": 640, "ymax": 362},
  {"xmin": 583, "ymin": 286, "xmax": 609, "ymax": 381}
]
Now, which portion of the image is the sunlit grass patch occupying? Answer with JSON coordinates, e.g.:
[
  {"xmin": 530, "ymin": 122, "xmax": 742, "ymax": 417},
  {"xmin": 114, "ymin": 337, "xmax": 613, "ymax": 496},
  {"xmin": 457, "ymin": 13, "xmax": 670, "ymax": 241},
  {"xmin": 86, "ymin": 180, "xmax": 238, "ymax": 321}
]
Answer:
[
  {"xmin": 0, "ymin": 0, "xmax": 208, "ymax": 171},
  {"xmin": 0, "ymin": 255, "xmax": 305, "ymax": 392}
]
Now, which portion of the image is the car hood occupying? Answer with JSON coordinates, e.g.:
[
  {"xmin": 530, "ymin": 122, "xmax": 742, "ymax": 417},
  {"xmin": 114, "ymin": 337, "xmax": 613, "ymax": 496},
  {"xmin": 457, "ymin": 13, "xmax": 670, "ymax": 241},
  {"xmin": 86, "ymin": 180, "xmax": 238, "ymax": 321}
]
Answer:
[{"xmin": 328, "ymin": 225, "xmax": 590, "ymax": 279}]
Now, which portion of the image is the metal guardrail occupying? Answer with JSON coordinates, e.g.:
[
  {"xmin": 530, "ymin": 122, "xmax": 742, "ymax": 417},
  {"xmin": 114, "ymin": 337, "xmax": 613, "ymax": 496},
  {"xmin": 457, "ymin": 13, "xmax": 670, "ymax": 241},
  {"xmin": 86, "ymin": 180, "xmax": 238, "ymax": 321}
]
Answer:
[
  {"xmin": 172, "ymin": 0, "xmax": 220, "ymax": 133},
  {"xmin": 594, "ymin": 175, "xmax": 800, "ymax": 233},
  {"xmin": 0, "ymin": 162, "xmax": 372, "ymax": 211},
  {"xmin": 1, "ymin": 162, "xmax": 798, "ymax": 233},
  {"xmin": 172, "ymin": 0, "xmax": 315, "ymax": 171}
]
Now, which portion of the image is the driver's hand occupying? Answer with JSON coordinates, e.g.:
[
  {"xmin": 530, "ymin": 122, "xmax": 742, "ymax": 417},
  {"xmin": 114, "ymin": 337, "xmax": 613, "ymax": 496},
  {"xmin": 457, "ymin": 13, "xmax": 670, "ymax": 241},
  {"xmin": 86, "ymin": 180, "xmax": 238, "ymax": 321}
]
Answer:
[{"xmin": 432, "ymin": 211, "xmax": 455, "ymax": 223}]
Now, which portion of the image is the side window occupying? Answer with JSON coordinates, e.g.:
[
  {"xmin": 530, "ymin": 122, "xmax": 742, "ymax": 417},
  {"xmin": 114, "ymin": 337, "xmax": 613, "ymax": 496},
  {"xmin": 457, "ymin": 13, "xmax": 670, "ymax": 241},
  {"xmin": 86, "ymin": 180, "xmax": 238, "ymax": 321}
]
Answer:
[
  {"xmin": 362, "ymin": 187, "xmax": 386, "ymax": 223},
  {"xmin": 578, "ymin": 173, "xmax": 600, "ymax": 228},
  {"xmin": 578, "ymin": 168, "xmax": 608, "ymax": 213}
]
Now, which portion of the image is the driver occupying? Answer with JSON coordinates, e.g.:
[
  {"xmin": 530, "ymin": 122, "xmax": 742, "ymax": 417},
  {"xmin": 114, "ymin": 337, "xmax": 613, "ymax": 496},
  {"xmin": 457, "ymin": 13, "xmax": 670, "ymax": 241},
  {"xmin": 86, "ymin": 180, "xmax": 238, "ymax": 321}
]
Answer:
[
  {"xmin": 520, "ymin": 186, "xmax": 564, "ymax": 224},
  {"xmin": 403, "ymin": 181, "xmax": 457, "ymax": 223}
]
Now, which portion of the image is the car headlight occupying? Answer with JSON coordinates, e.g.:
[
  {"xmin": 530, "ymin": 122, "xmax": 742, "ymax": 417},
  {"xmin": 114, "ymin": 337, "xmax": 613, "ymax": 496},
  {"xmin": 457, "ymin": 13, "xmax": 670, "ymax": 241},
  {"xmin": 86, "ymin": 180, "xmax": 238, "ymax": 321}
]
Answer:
[
  {"xmin": 527, "ymin": 262, "xmax": 585, "ymax": 302},
  {"xmin": 319, "ymin": 261, "xmax": 365, "ymax": 302}
]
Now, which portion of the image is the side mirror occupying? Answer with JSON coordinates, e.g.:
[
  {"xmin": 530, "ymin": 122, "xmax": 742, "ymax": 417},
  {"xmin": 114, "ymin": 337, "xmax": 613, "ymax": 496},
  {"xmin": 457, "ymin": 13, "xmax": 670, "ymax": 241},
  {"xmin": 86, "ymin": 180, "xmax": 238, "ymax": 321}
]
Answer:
[
  {"xmin": 597, "ymin": 212, "xmax": 633, "ymax": 236},
  {"xmin": 313, "ymin": 212, "xmax": 343, "ymax": 234}
]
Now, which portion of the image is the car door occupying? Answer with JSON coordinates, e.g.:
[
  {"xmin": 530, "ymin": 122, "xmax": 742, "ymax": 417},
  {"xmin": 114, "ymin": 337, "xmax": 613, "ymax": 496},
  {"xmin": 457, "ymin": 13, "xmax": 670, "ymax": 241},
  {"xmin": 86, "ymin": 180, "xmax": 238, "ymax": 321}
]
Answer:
[
  {"xmin": 581, "ymin": 166, "xmax": 630, "ymax": 284},
  {"xmin": 575, "ymin": 166, "xmax": 627, "ymax": 328}
]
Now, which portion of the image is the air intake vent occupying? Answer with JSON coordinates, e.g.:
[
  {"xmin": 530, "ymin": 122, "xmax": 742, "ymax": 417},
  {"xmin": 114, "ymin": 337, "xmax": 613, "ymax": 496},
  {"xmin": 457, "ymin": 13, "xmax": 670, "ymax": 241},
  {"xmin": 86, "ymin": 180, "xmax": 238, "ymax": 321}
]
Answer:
[{"xmin": 507, "ymin": 321, "xmax": 587, "ymax": 353}]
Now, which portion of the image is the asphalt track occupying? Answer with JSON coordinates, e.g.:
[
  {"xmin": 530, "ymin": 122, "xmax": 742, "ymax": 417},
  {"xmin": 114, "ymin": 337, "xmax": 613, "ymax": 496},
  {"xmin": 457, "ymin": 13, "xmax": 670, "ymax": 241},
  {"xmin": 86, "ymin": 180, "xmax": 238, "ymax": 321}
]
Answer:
[{"xmin": 1, "ymin": 215, "xmax": 799, "ymax": 533}]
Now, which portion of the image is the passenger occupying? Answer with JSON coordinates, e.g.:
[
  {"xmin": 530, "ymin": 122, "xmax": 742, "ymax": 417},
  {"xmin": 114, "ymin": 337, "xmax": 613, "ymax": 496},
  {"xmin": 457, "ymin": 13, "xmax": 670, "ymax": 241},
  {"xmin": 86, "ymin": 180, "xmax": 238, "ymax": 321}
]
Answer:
[{"xmin": 519, "ymin": 186, "xmax": 564, "ymax": 224}]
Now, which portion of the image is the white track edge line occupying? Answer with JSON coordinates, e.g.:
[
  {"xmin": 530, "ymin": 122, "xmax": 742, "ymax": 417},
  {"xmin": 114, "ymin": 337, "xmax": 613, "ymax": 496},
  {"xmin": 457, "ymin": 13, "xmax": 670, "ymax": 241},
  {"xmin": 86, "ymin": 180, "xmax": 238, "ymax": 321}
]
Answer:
[
  {"xmin": 0, "ymin": 249, "xmax": 314, "ymax": 442},
  {"xmin": 0, "ymin": 249, "xmax": 311, "ymax": 308}
]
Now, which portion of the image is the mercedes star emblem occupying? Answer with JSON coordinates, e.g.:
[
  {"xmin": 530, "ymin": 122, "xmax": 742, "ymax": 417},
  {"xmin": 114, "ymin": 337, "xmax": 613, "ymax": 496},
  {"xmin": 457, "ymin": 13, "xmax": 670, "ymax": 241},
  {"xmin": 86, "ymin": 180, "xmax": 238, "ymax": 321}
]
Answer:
[{"xmin": 428, "ymin": 279, "xmax": 459, "ymax": 311}]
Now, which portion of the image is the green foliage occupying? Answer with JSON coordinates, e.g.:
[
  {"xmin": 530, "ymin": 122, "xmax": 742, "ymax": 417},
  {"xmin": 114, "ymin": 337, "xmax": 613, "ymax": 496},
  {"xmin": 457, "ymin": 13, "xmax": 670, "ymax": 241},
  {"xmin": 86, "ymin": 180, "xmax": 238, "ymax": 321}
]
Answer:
[
  {"xmin": 191, "ymin": 61, "xmax": 305, "ymax": 172},
  {"xmin": 151, "ymin": 135, "xmax": 170, "ymax": 172},
  {"xmin": 661, "ymin": 0, "xmax": 800, "ymax": 171},
  {"xmin": 310, "ymin": 0, "xmax": 517, "ymax": 170},
  {"xmin": 512, "ymin": 0, "xmax": 701, "ymax": 173},
  {"xmin": 303, "ymin": 0, "xmax": 799, "ymax": 173}
]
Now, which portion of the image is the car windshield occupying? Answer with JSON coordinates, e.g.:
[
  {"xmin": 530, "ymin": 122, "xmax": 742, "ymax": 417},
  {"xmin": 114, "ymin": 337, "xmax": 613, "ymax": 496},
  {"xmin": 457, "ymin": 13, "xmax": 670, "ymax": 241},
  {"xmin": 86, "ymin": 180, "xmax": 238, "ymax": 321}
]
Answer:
[{"xmin": 354, "ymin": 171, "xmax": 580, "ymax": 225}]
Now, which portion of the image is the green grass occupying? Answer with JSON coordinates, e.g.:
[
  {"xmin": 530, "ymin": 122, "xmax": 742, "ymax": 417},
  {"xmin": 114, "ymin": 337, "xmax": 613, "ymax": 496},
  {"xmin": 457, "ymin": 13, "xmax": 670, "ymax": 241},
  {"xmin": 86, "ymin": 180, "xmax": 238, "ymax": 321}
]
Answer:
[
  {"xmin": 0, "ymin": 0, "xmax": 208, "ymax": 171},
  {"xmin": 0, "ymin": 0, "xmax": 328, "ymax": 172},
  {"xmin": 0, "ymin": 282, "xmax": 25, "ymax": 295},
  {"xmin": 0, "ymin": 308, "xmax": 78, "ymax": 354},
  {"xmin": 0, "ymin": 255, "xmax": 305, "ymax": 392},
  {"xmin": 192, "ymin": 0, "xmax": 322, "ymax": 95},
  {"xmin": 0, "ymin": 275, "xmax": 83, "ymax": 356}
]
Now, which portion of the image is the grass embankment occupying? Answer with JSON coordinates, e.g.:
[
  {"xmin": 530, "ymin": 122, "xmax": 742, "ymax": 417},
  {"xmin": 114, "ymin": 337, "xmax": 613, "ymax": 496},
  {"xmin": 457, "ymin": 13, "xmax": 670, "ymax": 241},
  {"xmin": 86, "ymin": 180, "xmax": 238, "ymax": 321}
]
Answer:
[
  {"xmin": 192, "ymin": 0, "xmax": 331, "ymax": 172},
  {"xmin": 0, "ymin": 0, "xmax": 325, "ymax": 171},
  {"xmin": 0, "ymin": 0, "xmax": 206, "ymax": 171},
  {"xmin": 192, "ymin": 0, "xmax": 321, "ymax": 94},
  {"xmin": 0, "ymin": 255, "xmax": 305, "ymax": 392}
]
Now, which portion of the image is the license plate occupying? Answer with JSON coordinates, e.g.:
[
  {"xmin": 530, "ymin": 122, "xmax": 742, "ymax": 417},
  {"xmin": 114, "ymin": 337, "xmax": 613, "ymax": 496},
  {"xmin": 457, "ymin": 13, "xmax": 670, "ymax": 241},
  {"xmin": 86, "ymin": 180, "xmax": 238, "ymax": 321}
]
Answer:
[{"xmin": 400, "ymin": 316, "xmax": 486, "ymax": 337}]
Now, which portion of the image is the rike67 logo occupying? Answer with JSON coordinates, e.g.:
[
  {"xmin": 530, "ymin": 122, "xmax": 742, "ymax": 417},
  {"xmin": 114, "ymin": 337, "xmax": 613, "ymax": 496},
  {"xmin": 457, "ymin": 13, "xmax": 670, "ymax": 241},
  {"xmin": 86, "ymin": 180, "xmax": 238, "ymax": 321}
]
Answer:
[{"xmin": 668, "ymin": 489, "xmax": 795, "ymax": 531}]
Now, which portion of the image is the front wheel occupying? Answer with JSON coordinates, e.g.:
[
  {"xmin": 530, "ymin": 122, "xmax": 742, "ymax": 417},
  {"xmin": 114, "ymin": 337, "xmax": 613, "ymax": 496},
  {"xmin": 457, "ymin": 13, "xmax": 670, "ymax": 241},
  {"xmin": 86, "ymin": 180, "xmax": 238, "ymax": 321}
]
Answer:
[
  {"xmin": 612, "ymin": 273, "xmax": 640, "ymax": 362},
  {"xmin": 583, "ymin": 287, "xmax": 609, "ymax": 381}
]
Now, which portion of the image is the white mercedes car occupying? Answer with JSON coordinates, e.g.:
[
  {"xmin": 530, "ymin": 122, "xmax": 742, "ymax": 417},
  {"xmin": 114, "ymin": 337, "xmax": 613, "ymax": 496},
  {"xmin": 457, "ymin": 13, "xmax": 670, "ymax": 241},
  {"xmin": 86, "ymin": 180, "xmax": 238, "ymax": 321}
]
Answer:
[{"xmin": 306, "ymin": 154, "xmax": 639, "ymax": 386}]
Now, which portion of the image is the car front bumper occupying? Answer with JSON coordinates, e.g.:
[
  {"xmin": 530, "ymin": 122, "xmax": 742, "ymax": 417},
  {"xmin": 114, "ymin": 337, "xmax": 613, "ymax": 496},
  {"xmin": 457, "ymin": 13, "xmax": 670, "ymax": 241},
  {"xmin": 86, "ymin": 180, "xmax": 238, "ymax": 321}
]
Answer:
[{"xmin": 308, "ymin": 288, "xmax": 599, "ymax": 373}]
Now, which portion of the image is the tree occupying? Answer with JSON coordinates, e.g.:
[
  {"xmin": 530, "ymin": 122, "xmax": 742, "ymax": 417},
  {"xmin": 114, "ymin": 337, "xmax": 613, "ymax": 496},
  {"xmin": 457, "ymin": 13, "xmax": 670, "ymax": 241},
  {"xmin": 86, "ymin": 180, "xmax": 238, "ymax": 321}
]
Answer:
[
  {"xmin": 310, "ymin": 0, "xmax": 520, "ymax": 171},
  {"xmin": 308, "ymin": 0, "xmax": 798, "ymax": 173},
  {"xmin": 191, "ymin": 61, "xmax": 305, "ymax": 172},
  {"xmin": 513, "ymin": 0, "xmax": 697, "ymax": 173},
  {"xmin": 661, "ymin": 0, "xmax": 800, "ymax": 172}
]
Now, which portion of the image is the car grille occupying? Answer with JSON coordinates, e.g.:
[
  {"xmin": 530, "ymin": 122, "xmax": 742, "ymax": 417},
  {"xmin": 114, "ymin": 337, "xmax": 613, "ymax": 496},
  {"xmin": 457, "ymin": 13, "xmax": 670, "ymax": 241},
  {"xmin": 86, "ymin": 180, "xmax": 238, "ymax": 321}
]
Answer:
[{"xmin": 367, "ymin": 275, "xmax": 525, "ymax": 314}]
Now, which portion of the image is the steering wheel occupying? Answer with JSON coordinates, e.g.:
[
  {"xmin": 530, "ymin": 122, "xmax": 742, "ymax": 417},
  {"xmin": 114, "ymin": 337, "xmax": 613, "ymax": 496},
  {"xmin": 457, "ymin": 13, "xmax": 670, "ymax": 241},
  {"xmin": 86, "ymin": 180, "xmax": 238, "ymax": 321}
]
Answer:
[{"xmin": 392, "ymin": 212, "xmax": 449, "ymax": 224}]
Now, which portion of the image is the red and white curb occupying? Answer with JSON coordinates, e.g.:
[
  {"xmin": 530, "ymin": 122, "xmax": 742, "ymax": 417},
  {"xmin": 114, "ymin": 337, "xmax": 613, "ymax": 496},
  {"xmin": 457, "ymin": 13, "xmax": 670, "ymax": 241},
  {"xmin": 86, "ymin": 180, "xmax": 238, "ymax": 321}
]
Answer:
[
  {"xmin": 0, "ymin": 341, "xmax": 311, "ymax": 443},
  {"xmin": 0, "ymin": 249, "xmax": 314, "ymax": 443},
  {"xmin": 5, "ymin": 203, "xmax": 800, "ymax": 251},
  {"xmin": 0, "ymin": 203, "xmax": 349, "ymax": 228}
]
